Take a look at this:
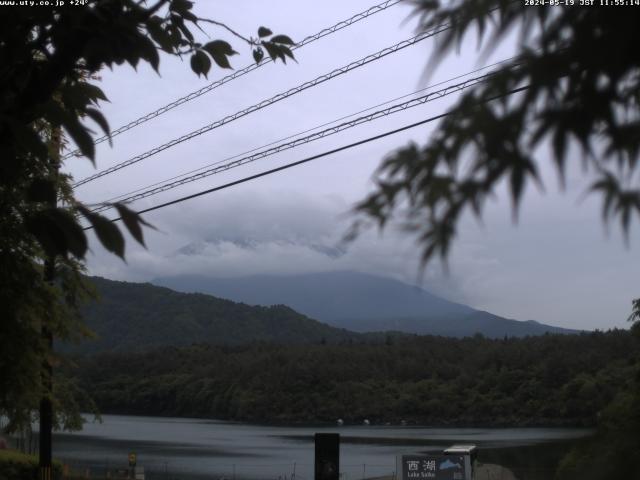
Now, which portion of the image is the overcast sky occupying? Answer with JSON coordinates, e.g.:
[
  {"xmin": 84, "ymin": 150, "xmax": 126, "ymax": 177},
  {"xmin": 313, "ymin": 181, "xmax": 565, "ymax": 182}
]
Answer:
[{"xmin": 64, "ymin": 0, "xmax": 639, "ymax": 331}]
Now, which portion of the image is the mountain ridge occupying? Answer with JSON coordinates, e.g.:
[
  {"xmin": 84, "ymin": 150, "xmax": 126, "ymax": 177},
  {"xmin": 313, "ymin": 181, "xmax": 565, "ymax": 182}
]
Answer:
[{"xmin": 152, "ymin": 270, "xmax": 578, "ymax": 337}]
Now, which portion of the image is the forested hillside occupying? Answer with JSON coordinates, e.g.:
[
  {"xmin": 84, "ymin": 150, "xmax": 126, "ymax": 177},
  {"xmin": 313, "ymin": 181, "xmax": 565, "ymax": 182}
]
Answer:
[
  {"xmin": 69, "ymin": 330, "xmax": 638, "ymax": 427},
  {"xmin": 67, "ymin": 277, "xmax": 357, "ymax": 353}
]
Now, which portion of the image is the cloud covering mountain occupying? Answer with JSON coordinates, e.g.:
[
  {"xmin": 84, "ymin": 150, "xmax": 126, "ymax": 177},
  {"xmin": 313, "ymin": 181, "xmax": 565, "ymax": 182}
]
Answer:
[
  {"xmin": 83, "ymin": 188, "xmax": 638, "ymax": 332},
  {"xmin": 153, "ymin": 271, "xmax": 577, "ymax": 337}
]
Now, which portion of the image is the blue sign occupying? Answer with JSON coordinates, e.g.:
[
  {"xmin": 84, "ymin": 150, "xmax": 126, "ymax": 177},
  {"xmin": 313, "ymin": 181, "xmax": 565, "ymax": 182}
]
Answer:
[{"xmin": 401, "ymin": 455, "xmax": 466, "ymax": 480}]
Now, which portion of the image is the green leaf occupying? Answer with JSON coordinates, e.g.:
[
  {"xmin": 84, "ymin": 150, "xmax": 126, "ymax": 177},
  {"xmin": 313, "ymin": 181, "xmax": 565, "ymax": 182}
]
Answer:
[
  {"xmin": 25, "ymin": 208, "xmax": 88, "ymax": 259},
  {"xmin": 40, "ymin": 99, "xmax": 68, "ymax": 127},
  {"xmin": 258, "ymin": 26, "xmax": 272, "ymax": 38},
  {"xmin": 58, "ymin": 82, "xmax": 89, "ymax": 111},
  {"xmin": 203, "ymin": 39, "xmax": 235, "ymax": 56},
  {"xmin": 26, "ymin": 179, "xmax": 57, "ymax": 204},
  {"xmin": 589, "ymin": 172, "xmax": 618, "ymax": 222},
  {"xmin": 113, "ymin": 203, "xmax": 155, "ymax": 247},
  {"xmin": 62, "ymin": 115, "xmax": 95, "ymax": 163},
  {"xmin": 180, "ymin": 8, "xmax": 198, "ymax": 23},
  {"xmin": 7, "ymin": 120, "xmax": 49, "ymax": 160},
  {"xmin": 26, "ymin": 212, "xmax": 61, "ymax": 258},
  {"xmin": 190, "ymin": 50, "xmax": 211, "ymax": 77},
  {"xmin": 252, "ymin": 47, "xmax": 264, "ymax": 64},
  {"xmin": 49, "ymin": 209, "xmax": 88, "ymax": 259},
  {"xmin": 147, "ymin": 17, "xmax": 175, "ymax": 53},
  {"xmin": 260, "ymin": 41, "xmax": 294, "ymax": 63},
  {"xmin": 510, "ymin": 166, "xmax": 525, "ymax": 213},
  {"xmin": 202, "ymin": 40, "xmax": 237, "ymax": 69},
  {"xmin": 137, "ymin": 35, "xmax": 161, "ymax": 72},
  {"xmin": 278, "ymin": 45, "xmax": 295, "ymax": 62},
  {"xmin": 85, "ymin": 108, "xmax": 111, "ymax": 142},
  {"xmin": 78, "ymin": 206, "xmax": 125, "ymax": 259},
  {"xmin": 552, "ymin": 130, "xmax": 567, "ymax": 188},
  {"xmin": 75, "ymin": 82, "xmax": 109, "ymax": 104},
  {"xmin": 172, "ymin": 14, "xmax": 194, "ymax": 43},
  {"xmin": 270, "ymin": 34, "xmax": 294, "ymax": 45},
  {"xmin": 170, "ymin": 0, "xmax": 194, "ymax": 14},
  {"xmin": 262, "ymin": 41, "xmax": 283, "ymax": 62}
]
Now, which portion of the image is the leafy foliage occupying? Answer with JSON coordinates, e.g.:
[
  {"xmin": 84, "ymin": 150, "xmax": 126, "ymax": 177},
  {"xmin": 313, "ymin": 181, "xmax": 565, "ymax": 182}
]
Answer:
[
  {"xmin": 352, "ymin": 1, "xmax": 640, "ymax": 264},
  {"xmin": 556, "ymin": 359, "xmax": 640, "ymax": 479},
  {"xmin": 0, "ymin": 450, "xmax": 63, "ymax": 480},
  {"xmin": 628, "ymin": 298, "xmax": 640, "ymax": 325},
  {"xmin": 0, "ymin": 252, "xmax": 94, "ymax": 433},
  {"xmin": 346, "ymin": 4, "xmax": 640, "ymax": 474},
  {"xmin": 0, "ymin": 0, "xmax": 294, "ymax": 433},
  {"xmin": 68, "ymin": 330, "xmax": 638, "ymax": 428},
  {"xmin": 1, "ymin": 0, "xmax": 294, "ymax": 262}
]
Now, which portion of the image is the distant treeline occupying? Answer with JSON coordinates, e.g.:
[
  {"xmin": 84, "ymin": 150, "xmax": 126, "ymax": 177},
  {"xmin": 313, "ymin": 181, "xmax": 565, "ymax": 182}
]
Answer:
[{"xmin": 69, "ymin": 330, "xmax": 639, "ymax": 427}]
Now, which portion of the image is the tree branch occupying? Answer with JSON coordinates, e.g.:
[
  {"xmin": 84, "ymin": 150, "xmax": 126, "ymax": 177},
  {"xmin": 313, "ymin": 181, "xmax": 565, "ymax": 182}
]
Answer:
[{"xmin": 196, "ymin": 18, "xmax": 252, "ymax": 45}]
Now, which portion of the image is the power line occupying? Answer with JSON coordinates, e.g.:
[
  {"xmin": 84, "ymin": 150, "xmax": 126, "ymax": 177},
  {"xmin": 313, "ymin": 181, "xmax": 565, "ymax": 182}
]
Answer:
[
  {"xmin": 99, "ymin": 55, "xmax": 521, "ymax": 207},
  {"xmin": 90, "ymin": 71, "xmax": 501, "ymax": 213},
  {"xmin": 83, "ymin": 85, "xmax": 530, "ymax": 230},
  {"xmin": 61, "ymin": 0, "xmax": 404, "ymax": 161},
  {"xmin": 73, "ymin": 24, "xmax": 450, "ymax": 188}
]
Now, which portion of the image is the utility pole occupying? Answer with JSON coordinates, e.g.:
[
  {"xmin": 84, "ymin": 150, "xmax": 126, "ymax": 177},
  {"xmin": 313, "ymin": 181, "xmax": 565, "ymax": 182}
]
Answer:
[
  {"xmin": 315, "ymin": 433, "xmax": 339, "ymax": 480},
  {"xmin": 39, "ymin": 126, "xmax": 60, "ymax": 480}
]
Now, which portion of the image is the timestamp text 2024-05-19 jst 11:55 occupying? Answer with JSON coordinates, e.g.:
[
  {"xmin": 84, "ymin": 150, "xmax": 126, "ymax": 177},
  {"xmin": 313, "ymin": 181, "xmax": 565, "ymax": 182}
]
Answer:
[{"xmin": 524, "ymin": 0, "xmax": 640, "ymax": 6}]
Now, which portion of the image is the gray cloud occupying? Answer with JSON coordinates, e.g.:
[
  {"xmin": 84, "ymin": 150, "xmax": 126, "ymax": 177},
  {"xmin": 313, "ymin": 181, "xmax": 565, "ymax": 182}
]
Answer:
[{"xmin": 83, "ymin": 175, "xmax": 638, "ymax": 332}]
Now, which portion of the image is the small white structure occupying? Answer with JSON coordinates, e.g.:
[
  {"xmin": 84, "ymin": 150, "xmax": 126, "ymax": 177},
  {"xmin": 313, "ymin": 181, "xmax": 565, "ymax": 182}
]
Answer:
[
  {"xmin": 444, "ymin": 445, "xmax": 477, "ymax": 480},
  {"xmin": 363, "ymin": 419, "xmax": 370, "ymax": 425},
  {"xmin": 336, "ymin": 418, "xmax": 344, "ymax": 426}
]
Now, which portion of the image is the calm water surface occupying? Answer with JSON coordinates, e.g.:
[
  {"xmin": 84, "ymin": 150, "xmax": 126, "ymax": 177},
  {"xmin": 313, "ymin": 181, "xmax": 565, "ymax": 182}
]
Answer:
[{"xmin": 53, "ymin": 414, "xmax": 592, "ymax": 480}]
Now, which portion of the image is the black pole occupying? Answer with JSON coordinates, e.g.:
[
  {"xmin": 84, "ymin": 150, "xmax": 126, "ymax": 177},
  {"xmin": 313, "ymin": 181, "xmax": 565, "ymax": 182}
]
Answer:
[
  {"xmin": 39, "ymin": 128, "xmax": 60, "ymax": 480},
  {"xmin": 38, "ymin": 313, "xmax": 53, "ymax": 480},
  {"xmin": 314, "ymin": 433, "xmax": 339, "ymax": 480}
]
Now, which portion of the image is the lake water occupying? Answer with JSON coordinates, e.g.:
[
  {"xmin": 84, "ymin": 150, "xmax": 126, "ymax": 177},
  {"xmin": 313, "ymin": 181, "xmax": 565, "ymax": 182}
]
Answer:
[{"xmin": 53, "ymin": 415, "xmax": 592, "ymax": 480}]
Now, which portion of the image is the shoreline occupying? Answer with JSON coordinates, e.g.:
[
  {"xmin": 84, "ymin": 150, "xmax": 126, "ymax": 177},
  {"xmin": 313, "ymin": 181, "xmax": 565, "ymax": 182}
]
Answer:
[{"xmin": 82, "ymin": 409, "xmax": 598, "ymax": 430}]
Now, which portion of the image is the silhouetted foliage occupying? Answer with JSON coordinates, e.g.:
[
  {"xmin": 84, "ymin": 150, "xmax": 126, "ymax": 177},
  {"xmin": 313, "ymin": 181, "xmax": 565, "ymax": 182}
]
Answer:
[
  {"xmin": 346, "ymin": 4, "xmax": 640, "ymax": 474},
  {"xmin": 352, "ymin": 1, "xmax": 640, "ymax": 265},
  {"xmin": 0, "ymin": 0, "xmax": 293, "ymax": 432},
  {"xmin": 557, "ymin": 357, "xmax": 640, "ymax": 479},
  {"xmin": 0, "ymin": 450, "xmax": 63, "ymax": 480}
]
